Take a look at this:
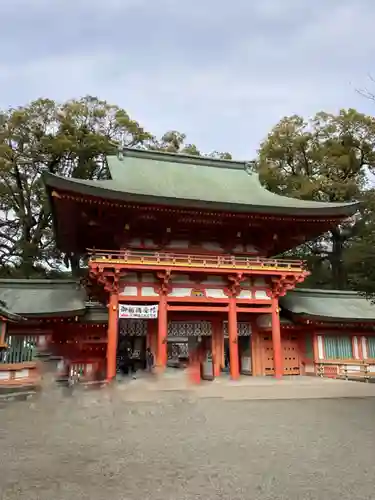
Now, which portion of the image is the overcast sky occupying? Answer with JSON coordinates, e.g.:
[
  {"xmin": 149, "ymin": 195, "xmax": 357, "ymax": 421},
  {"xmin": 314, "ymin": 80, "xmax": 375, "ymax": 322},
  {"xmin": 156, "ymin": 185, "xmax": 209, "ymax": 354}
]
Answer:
[{"xmin": 1, "ymin": 0, "xmax": 375, "ymax": 158}]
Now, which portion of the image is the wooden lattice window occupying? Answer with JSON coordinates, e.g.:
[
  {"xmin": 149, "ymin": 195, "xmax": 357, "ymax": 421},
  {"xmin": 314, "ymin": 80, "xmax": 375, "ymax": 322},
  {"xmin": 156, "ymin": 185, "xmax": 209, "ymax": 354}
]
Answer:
[
  {"xmin": 222, "ymin": 321, "xmax": 251, "ymax": 337},
  {"xmin": 119, "ymin": 320, "xmax": 147, "ymax": 336},
  {"xmin": 168, "ymin": 321, "xmax": 212, "ymax": 337},
  {"xmin": 367, "ymin": 337, "xmax": 375, "ymax": 358},
  {"xmin": 305, "ymin": 333, "xmax": 314, "ymax": 359},
  {"xmin": 1, "ymin": 334, "xmax": 38, "ymax": 364},
  {"xmin": 323, "ymin": 336, "xmax": 353, "ymax": 360}
]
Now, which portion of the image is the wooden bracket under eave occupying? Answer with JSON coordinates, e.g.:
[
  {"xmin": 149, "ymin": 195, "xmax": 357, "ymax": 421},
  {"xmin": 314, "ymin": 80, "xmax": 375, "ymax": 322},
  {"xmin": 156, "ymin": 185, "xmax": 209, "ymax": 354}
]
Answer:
[{"xmin": 51, "ymin": 190, "xmax": 61, "ymax": 198}]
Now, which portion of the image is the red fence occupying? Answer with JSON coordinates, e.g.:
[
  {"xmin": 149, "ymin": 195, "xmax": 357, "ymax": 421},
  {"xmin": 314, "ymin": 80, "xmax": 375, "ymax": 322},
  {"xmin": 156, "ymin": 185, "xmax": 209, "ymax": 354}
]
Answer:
[{"xmin": 88, "ymin": 248, "xmax": 306, "ymax": 272}]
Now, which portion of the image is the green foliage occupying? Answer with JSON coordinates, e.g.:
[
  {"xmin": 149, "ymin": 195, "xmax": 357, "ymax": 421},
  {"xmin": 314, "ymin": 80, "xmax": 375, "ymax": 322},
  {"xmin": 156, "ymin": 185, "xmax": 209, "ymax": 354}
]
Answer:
[
  {"xmin": 257, "ymin": 109, "xmax": 375, "ymax": 200},
  {"xmin": 0, "ymin": 96, "xmax": 152, "ymax": 277},
  {"xmin": 152, "ymin": 130, "xmax": 232, "ymax": 159},
  {"xmin": 257, "ymin": 109, "xmax": 375, "ymax": 290},
  {"xmin": 343, "ymin": 189, "xmax": 375, "ymax": 299},
  {"xmin": 0, "ymin": 97, "xmax": 231, "ymax": 278},
  {"xmin": 1, "ymin": 95, "xmax": 374, "ymax": 293},
  {"xmin": 152, "ymin": 130, "xmax": 202, "ymax": 155}
]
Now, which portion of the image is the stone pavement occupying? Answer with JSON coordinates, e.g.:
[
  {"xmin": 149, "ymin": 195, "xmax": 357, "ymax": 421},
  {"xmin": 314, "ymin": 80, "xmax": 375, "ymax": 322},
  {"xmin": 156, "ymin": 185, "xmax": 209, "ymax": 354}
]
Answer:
[
  {"xmin": 1, "ymin": 382, "xmax": 375, "ymax": 500},
  {"xmin": 109, "ymin": 370, "xmax": 375, "ymax": 402},
  {"xmin": 3, "ymin": 370, "xmax": 374, "ymax": 404}
]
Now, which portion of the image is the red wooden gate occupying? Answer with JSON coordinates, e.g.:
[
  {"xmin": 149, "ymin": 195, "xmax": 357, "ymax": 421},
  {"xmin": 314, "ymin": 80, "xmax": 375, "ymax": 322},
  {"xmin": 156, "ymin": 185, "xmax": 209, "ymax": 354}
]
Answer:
[{"xmin": 261, "ymin": 334, "xmax": 300, "ymax": 376}]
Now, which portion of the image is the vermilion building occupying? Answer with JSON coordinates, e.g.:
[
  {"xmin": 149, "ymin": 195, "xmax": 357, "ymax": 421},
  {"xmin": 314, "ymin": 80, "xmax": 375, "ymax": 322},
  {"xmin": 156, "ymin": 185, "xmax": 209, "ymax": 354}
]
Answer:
[
  {"xmin": 2, "ymin": 148, "xmax": 375, "ymax": 389},
  {"xmin": 40, "ymin": 148, "xmax": 360, "ymax": 382}
]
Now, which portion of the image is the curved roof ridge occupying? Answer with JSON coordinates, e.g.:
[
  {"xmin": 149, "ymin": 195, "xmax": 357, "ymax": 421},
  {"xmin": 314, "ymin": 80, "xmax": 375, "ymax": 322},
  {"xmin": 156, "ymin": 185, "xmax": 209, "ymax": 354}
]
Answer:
[
  {"xmin": 118, "ymin": 148, "xmax": 248, "ymax": 170},
  {"xmin": 281, "ymin": 287, "xmax": 375, "ymax": 322},
  {"xmin": 0, "ymin": 279, "xmax": 80, "ymax": 285},
  {"xmin": 43, "ymin": 159, "xmax": 360, "ymax": 217},
  {"xmin": 290, "ymin": 288, "xmax": 361, "ymax": 296},
  {"xmin": 0, "ymin": 279, "xmax": 86, "ymax": 317}
]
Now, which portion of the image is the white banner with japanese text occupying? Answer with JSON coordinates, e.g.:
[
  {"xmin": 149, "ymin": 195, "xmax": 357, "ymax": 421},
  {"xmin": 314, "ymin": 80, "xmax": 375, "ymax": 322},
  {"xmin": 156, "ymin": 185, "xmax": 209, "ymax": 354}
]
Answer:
[{"xmin": 119, "ymin": 304, "xmax": 158, "ymax": 319}]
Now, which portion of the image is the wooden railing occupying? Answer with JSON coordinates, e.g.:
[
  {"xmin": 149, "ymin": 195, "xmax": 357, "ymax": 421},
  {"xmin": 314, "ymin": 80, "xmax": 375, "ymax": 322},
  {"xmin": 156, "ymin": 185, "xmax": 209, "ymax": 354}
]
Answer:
[
  {"xmin": 316, "ymin": 361, "xmax": 375, "ymax": 382},
  {"xmin": 0, "ymin": 362, "xmax": 41, "ymax": 387},
  {"xmin": 87, "ymin": 248, "xmax": 306, "ymax": 272},
  {"xmin": 56, "ymin": 359, "xmax": 107, "ymax": 387}
]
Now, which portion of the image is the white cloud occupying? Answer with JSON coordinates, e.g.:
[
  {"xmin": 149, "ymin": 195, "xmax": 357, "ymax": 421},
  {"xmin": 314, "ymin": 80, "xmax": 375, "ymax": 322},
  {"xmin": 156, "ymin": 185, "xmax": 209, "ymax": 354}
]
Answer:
[{"xmin": 0, "ymin": 0, "xmax": 374, "ymax": 158}]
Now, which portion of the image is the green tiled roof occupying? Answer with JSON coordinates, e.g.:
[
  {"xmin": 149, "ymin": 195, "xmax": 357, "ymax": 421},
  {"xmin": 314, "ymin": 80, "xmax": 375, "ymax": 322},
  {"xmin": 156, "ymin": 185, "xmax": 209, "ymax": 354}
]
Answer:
[
  {"xmin": 281, "ymin": 288, "xmax": 375, "ymax": 322},
  {"xmin": 43, "ymin": 148, "xmax": 360, "ymax": 217},
  {"xmin": 0, "ymin": 302, "xmax": 23, "ymax": 322},
  {"xmin": 256, "ymin": 314, "xmax": 293, "ymax": 329},
  {"xmin": 0, "ymin": 280, "xmax": 86, "ymax": 317},
  {"xmin": 81, "ymin": 303, "xmax": 108, "ymax": 323},
  {"xmin": 2, "ymin": 278, "xmax": 375, "ymax": 325}
]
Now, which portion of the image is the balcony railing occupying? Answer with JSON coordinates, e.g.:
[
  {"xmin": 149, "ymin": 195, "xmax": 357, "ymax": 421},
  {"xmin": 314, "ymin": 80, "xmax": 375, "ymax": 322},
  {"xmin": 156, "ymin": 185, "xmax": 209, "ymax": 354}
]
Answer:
[
  {"xmin": 87, "ymin": 248, "xmax": 306, "ymax": 273},
  {"xmin": 316, "ymin": 361, "xmax": 375, "ymax": 382}
]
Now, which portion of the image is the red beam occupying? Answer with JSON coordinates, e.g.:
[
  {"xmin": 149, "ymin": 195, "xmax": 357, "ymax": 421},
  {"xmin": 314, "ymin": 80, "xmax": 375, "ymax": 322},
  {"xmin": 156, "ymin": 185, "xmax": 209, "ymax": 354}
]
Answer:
[
  {"xmin": 116, "ymin": 296, "xmax": 227, "ymax": 304},
  {"xmin": 116, "ymin": 296, "xmax": 275, "ymax": 304},
  {"xmin": 167, "ymin": 297, "xmax": 228, "ymax": 303},
  {"xmin": 237, "ymin": 299, "xmax": 271, "ymax": 305},
  {"xmin": 118, "ymin": 296, "xmax": 163, "ymax": 303},
  {"xmin": 89, "ymin": 262, "xmax": 306, "ymax": 277},
  {"xmin": 167, "ymin": 305, "xmax": 229, "ymax": 312},
  {"xmin": 237, "ymin": 307, "xmax": 272, "ymax": 313}
]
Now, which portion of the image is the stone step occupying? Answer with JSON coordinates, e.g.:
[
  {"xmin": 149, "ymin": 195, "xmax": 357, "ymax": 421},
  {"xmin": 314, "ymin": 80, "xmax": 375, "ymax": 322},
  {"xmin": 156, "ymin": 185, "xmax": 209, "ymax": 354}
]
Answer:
[{"xmin": 0, "ymin": 389, "xmax": 39, "ymax": 403}]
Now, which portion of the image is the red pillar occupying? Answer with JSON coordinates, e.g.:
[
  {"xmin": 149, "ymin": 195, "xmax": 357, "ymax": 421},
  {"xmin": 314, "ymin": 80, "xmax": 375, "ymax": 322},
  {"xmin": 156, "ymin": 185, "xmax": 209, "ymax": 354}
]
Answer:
[
  {"xmin": 0, "ymin": 320, "xmax": 6, "ymax": 345},
  {"xmin": 271, "ymin": 296, "xmax": 283, "ymax": 379},
  {"xmin": 146, "ymin": 321, "xmax": 152, "ymax": 349},
  {"xmin": 157, "ymin": 294, "xmax": 167, "ymax": 370},
  {"xmin": 228, "ymin": 297, "xmax": 240, "ymax": 380},
  {"xmin": 221, "ymin": 330, "xmax": 225, "ymax": 369},
  {"xmin": 147, "ymin": 320, "xmax": 157, "ymax": 357},
  {"xmin": 106, "ymin": 292, "xmax": 119, "ymax": 382},
  {"xmin": 212, "ymin": 320, "xmax": 221, "ymax": 378}
]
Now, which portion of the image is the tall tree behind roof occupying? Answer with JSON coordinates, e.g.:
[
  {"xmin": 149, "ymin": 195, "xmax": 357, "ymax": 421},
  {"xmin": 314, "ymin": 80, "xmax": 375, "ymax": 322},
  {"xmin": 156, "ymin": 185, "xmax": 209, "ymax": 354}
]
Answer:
[
  {"xmin": 344, "ymin": 189, "xmax": 375, "ymax": 298},
  {"xmin": 0, "ymin": 97, "xmax": 231, "ymax": 278},
  {"xmin": 152, "ymin": 130, "xmax": 232, "ymax": 159},
  {"xmin": 343, "ymin": 79, "xmax": 375, "ymax": 300},
  {"xmin": 0, "ymin": 96, "xmax": 152, "ymax": 277},
  {"xmin": 256, "ymin": 109, "xmax": 375, "ymax": 290}
]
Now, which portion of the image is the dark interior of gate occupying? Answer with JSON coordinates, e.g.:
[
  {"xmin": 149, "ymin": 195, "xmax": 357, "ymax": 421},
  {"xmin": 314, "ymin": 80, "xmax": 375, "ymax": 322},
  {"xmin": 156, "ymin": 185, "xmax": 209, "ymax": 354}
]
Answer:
[{"xmin": 115, "ymin": 315, "xmax": 300, "ymax": 380}]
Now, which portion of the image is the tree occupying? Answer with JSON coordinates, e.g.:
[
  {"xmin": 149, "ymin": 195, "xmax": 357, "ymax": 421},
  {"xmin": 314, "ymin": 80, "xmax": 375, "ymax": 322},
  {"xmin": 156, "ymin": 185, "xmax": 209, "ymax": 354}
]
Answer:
[
  {"xmin": 153, "ymin": 130, "xmax": 232, "ymax": 159},
  {"xmin": 343, "ymin": 78, "xmax": 375, "ymax": 300},
  {"xmin": 342, "ymin": 189, "xmax": 375, "ymax": 298},
  {"xmin": 0, "ymin": 97, "xmax": 231, "ymax": 278},
  {"xmin": 256, "ymin": 109, "xmax": 375, "ymax": 289},
  {"xmin": 153, "ymin": 130, "xmax": 201, "ymax": 155},
  {"xmin": 0, "ymin": 96, "xmax": 152, "ymax": 277}
]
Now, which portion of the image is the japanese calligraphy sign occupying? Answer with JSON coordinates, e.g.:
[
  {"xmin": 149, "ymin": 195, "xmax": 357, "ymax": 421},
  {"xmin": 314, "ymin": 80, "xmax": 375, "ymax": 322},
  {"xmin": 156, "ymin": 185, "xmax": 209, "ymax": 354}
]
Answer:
[{"xmin": 118, "ymin": 304, "xmax": 158, "ymax": 319}]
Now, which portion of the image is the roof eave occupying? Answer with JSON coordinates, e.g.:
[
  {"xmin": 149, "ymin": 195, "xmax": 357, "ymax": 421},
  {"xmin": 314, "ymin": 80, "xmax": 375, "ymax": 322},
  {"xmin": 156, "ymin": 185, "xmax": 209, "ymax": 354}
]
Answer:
[
  {"xmin": 18, "ymin": 308, "xmax": 86, "ymax": 319},
  {"xmin": 0, "ymin": 311, "xmax": 25, "ymax": 322},
  {"xmin": 291, "ymin": 312, "xmax": 375, "ymax": 324},
  {"xmin": 43, "ymin": 172, "xmax": 360, "ymax": 218}
]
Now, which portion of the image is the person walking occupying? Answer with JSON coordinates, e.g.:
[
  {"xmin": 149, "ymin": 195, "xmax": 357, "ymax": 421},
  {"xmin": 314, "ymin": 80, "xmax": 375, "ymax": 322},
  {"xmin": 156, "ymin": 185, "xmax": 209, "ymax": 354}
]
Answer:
[
  {"xmin": 126, "ymin": 343, "xmax": 137, "ymax": 379},
  {"xmin": 225, "ymin": 346, "xmax": 230, "ymax": 372},
  {"xmin": 146, "ymin": 347, "xmax": 154, "ymax": 372}
]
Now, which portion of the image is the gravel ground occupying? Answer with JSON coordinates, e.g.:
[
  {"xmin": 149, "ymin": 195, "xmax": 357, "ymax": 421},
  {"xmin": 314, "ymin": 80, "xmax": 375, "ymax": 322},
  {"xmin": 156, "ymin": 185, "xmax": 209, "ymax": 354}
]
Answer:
[{"xmin": 0, "ymin": 388, "xmax": 374, "ymax": 500}]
